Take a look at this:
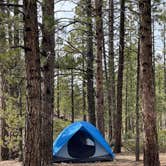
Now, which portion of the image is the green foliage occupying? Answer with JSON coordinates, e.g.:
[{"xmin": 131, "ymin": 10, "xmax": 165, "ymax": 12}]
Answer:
[
  {"xmin": 155, "ymin": 63, "xmax": 166, "ymax": 120},
  {"xmin": 123, "ymin": 139, "xmax": 143, "ymax": 153},
  {"xmin": 0, "ymin": 96, "xmax": 25, "ymax": 150},
  {"xmin": 123, "ymin": 130, "xmax": 166, "ymax": 153},
  {"xmin": 158, "ymin": 130, "xmax": 166, "ymax": 152},
  {"xmin": 53, "ymin": 119, "xmax": 70, "ymax": 139}
]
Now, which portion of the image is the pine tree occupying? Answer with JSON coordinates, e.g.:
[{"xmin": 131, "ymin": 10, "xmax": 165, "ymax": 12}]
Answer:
[
  {"xmin": 23, "ymin": 0, "xmax": 41, "ymax": 165},
  {"xmin": 86, "ymin": 0, "xmax": 96, "ymax": 126},
  {"xmin": 114, "ymin": 0, "xmax": 126, "ymax": 153},
  {"xmin": 95, "ymin": 0, "xmax": 105, "ymax": 136},
  {"xmin": 108, "ymin": 0, "xmax": 116, "ymax": 141},
  {"xmin": 139, "ymin": 0, "xmax": 160, "ymax": 165},
  {"xmin": 41, "ymin": 0, "xmax": 55, "ymax": 165}
]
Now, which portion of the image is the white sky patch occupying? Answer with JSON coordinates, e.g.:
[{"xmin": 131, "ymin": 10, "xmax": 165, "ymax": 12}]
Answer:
[{"xmin": 55, "ymin": 1, "xmax": 76, "ymax": 19}]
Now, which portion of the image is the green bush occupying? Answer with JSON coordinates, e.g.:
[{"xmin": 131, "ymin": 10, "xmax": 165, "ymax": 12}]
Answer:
[{"xmin": 158, "ymin": 130, "xmax": 166, "ymax": 152}]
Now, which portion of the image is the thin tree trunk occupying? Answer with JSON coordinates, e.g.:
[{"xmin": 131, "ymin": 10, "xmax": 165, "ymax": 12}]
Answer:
[
  {"xmin": 103, "ymin": 26, "xmax": 112, "ymax": 139},
  {"xmin": 164, "ymin": 24, "xmax": 166, "ymax": 97},
  {"xmin": 56, "ymin": 49, "xmax": 60, "ymax": 118},
  {"xmin": 164, "ymin": 24, "xmax": 166, "ymax": 129},
  {"xmin": 57, "ymin": 72, "xmax": 60, "ymax": 118},
  {"xmin": 18, "ymin": 86, "xmax": 23, "ymax": 161},
  {"xmin": 108, "ymin": 0, "xmax": 116, "ymax": 141},
  {"xmin": 86, "ymin": 0, "xmax": 96, "ymax": 126},
  {"xmin": 23, "ymin": 0, "xmax": 41, "ymax": 165},
  {"xmin": 7, "ymin": 0, "xmax": 12, "ymax": 46},
  {"xmin": 152, "ymin": 16, "xmax": 156, "ymax": 98},
  {"xmin": 139, "ymin": 0, "xmax": 160, "ymax": 165},
  {"xmin": 82, "ymin": 54, "xmax": 86, "ymax": 121},
  {"xmin": 71, "ymin": 69, "xmax": 74, "ymax": 123},
  {"xmin": 114, "ymin": 0, "xmax": 125, "ymax": 153},
  {"xmin": 103, "ymin": 36, "xmax": 108, "ymax": 82},
  {"xmin": 14, "ymin": 1, "xmax": 23, "ymax": 161},
  {"xmin": 135, "ymin": 37, "xmax": 140, "ymax": 161},
  {"xmin": 14, "ymin": 0, "xmax": 19, "ymax": 46},
  {"xmin": 125, "ymin": 69, "xmax": 128, "ymax": 136},
  {"xmin": 41, "ymin": 0, "xmax": 55, "ymax": 165},
  {"xmin": 95, "ymin": 0, "xmax": 105, "ymax": 136}
]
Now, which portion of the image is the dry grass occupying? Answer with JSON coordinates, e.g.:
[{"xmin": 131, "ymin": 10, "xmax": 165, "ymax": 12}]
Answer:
[{"xmin": 0, "ymin": 153, "xmax": 165, "ymax": 166}]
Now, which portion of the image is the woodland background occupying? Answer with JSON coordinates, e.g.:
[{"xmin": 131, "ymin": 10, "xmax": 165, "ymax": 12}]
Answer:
[{"xmin": 0, "ymin": 0, "xmax": 165, "ymax": 166}]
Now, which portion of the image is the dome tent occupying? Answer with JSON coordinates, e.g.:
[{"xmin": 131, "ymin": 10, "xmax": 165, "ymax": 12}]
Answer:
[{"xmin": 53, "ymin": 121, "xmax": 115, "ymax": 162}]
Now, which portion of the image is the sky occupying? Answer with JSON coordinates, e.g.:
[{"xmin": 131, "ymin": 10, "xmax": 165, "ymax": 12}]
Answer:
[{"xmin": 55, "ymin": 1, "xmax": 76, "ymax": 19}]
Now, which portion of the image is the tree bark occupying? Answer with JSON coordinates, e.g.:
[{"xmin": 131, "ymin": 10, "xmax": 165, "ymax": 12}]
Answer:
[
  {"xmin": 57, "ymin": 72, "xmax": 60, "ymax": 118},
  {"xmin": 71, "ymin": 69, "xmax": 74, "ymax": 123},
  {"xmin": 86, "ymin": 0, "xmax": 96, "ymax": 126},
  {"xmin": 152, "ymin": 16, "xmax": 156, "ymax": 99},
  {"xmin": 82, "ymin": 54, "xmax": 87, "ymax": 121},
  {"xmin": 18, "ymin": 86, "xmax": 23, "ymax": 161},
  {"xmin": 125, "ymin": 68, "xmax": 128, "ymax": 136},
  {"xmin": 14, "ymin": 0, "xmax": 23, "ymax": 161},
  {"xmin": 139, "ymin": 0, "xmax": 160, "ymax": 165},
  {"xmin": 135, "ymin": 37, "xmax": 140, "ymax": 161},
  {"xmin": 41, "ymin": 0, "xmax": 55, "ymax": 165},
  {"xmin": 95, "ymin": 0, "xmax": 105, "ymax": 136},
  {"xmin": 23, "ymin": 0, "xmax": 41, "ymax": 165},
  {"xmin": 114, "ymin": 0, "xmax": 125, "ymax": 153},
  {"xmin": 164, "ymin": 24, "xmax": 166, "ymax": 129},
  {"xmin": 164, "ymin": 24, "xmax": 166, "ymax": 97},
  {"xmin": 108, "ymin": 0, "xmax": 116, "ymax": 141}
]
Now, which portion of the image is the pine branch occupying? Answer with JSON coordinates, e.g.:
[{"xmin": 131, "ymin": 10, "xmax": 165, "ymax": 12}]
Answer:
[{"xmin": 0, "ymin": 3, "xmax": 23, "ymax": 8}]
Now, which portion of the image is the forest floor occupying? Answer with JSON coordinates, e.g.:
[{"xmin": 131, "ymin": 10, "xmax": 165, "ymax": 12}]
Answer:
[{"xmin": 0, "ymin": 153, "xmax": 166, "ymax": 166}]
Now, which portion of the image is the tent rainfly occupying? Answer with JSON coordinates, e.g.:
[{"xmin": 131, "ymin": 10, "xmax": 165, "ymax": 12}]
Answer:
[{"xmin": 53, "ymin": 121, "xmax": 115, "ymax": 162}]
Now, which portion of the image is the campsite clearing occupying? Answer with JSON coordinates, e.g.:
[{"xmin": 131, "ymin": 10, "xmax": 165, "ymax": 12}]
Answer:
[{"xmin": 0, "ymin": 153, "xmax": 166, "ymax": 166}]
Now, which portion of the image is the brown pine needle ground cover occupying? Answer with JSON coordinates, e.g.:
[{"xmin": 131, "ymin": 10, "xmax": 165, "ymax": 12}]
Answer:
[{"xmin": 0, "ymin": 153, "xmax": 165, "ymax": 166}]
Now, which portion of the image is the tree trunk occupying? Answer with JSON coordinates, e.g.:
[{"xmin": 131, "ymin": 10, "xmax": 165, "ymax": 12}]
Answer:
[
  {"xmin": 71, "ymin": 69, "xmax": 74, "ymax": 123},
  {"xmin": 152, "ymin": 16, "xmax": 156, "ymax": 99},
  {"xmin": 56, "ymin": 50, "xmax": 60, "ymax": 118},
  {"xmin": 164, "ymin": 24, "xmax": 166, "ymax": 97},
  {"xmin": 103, "ymin": 36, "xmax": 108, "ymax": 82},
  {"xmin": 108, "ymin": 0, "xmax": 116, "ymax": 141},
  {"xmin": 114, "ymin": 0, "xmax": 125, "ymax": 153},
  {"xmin": 23, "ymin": 0, "xmax": 41, "ymax": 165},
  {"xmin": 103, "ymin": 25, "xmax": 112, "ymax": 139},
  {"xmin": 57, "ymin": 72, "xmax": 60, "ymax": 118},
  {"xmin": 164, "ymin": 24, "xmax": 166, "ymax": 129},
  {"xmin": 41, "ymin": 0, "xmax": 55, "ymax": 165},
  {"xmin": 135, "ymin": 37, "xmax": 140, "ymax": 161},
  {"xmin": 86, "ymin": 0, "xmax": 96, "ymax": 126},
  {"xmin": 95, "ymin": 0, "xmax": 105, "ymax": 136},
  {"xmin": 139, "ymin": 0, "xmax": 160, "ymax": 165},
  {"xmin": 14, "ymin": 1, "xmax": 23, "ymax": 161},
  {"xmin": 125, "ymin": 68, "xmax": 128, "ymax": 136},
  {"xmin": 18, "ymin": 86, "xmax": 23, "ymax": 161},
  {"xmin": 82, "ymin": 54, "xmax": 86, "ymax": 121},
  {"xmin": 14, "ymin": 0, "xmax": 19, "ymax": 46}
]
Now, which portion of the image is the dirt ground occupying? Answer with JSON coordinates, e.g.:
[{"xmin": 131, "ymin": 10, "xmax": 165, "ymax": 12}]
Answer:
[{"xmin": 0, "ymin": 153, "xmax": 165, "ymax": 166}]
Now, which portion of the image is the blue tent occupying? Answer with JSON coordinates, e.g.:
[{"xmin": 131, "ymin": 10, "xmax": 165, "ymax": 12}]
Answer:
[{"xmin": 53, "ymin": 121, "xmax": 115, "ymax": 162}]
